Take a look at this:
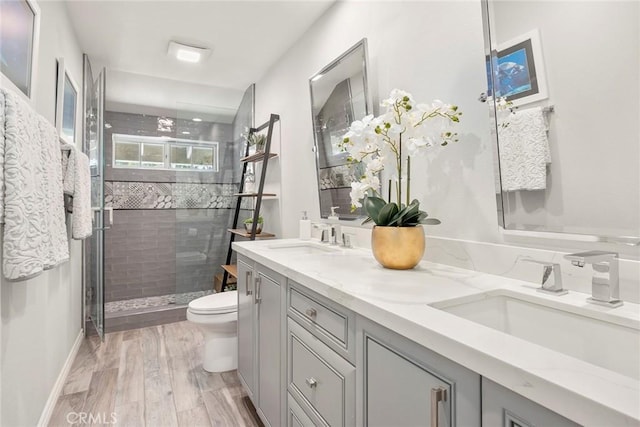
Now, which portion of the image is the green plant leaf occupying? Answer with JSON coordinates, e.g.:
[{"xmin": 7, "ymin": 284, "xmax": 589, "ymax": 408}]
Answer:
[
  {"xmin": 388, "ymin": 200, "xmax": 420, "ymax": 226},
  {"xmin": 363, "ymin": 196, "xmax": 388, "ymax": 224},
  {"xmin": 377, "ymin": 202, "xmax": 399, "ymax": 226},
  {"xmin": 421, "ymin": 217, "xmax": 442, "ymax": 225}
]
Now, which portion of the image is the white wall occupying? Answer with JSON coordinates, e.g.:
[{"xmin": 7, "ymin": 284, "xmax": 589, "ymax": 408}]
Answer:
[
  {"xmin": 0, "ymin": 2, "xmax": 84, "ymax": 425},
  {"xmin": 255, "ymin": 0, "xmax": 639, "ymax": 261},
  {"xmin": 256, "ymin": 0, "xmax": 498, "ymax": 242}
]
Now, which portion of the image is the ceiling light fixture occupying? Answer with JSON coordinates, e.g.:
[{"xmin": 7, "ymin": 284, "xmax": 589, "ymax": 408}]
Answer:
[
  {"xmin": 168, "ymin": 41, "xmax": 211, "ymax": 64},
  {"xmin": 192, "ymin": 117, "xmax": 202, "ymax": 122},
  {"xmin": 182, "ymin": 131, "xmax": 191, "ymax": 135}
]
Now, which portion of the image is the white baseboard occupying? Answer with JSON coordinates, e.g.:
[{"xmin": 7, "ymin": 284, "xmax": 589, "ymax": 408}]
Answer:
[{"xmin": 37, "ymin": 329, "xmax": 84, "ymax": 427}]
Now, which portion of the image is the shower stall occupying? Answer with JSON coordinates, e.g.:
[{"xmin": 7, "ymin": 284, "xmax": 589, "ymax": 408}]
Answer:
[{"xmin": 86, "ymin": 84, "xmax": 254, "ymax": 334}]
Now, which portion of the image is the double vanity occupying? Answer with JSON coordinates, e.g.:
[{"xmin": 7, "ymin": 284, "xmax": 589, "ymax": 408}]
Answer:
[{"xmin": 233, "ymin": 239, "xmax": 640, "ymax": 427}]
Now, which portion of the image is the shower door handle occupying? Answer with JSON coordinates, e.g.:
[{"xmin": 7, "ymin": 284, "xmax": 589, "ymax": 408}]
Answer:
[
  {"xmin": 92, "ymin": 206, "xmax": 112, "ymax": 231},
  {"xmin": 104, "ymin": 207, "xmax": 114, "ymax": 227}
]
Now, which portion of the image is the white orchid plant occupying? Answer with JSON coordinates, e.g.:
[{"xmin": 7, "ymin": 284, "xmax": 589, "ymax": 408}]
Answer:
[{"xmin": 339, "ymin": 89, "xmax": 462, "ymax": 227}]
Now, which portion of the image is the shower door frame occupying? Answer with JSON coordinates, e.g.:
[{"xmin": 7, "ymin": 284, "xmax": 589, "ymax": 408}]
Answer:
[{"xmin": 83, "ymin": 54, "xmax": 107, "ymax": 339}]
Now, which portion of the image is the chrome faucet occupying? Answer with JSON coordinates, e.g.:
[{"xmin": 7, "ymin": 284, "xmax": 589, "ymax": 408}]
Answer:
[
  {"xmin": 564, "ymin": 251, "xmax": 623, "ymax": 307},
  {"xmin": 311, "ymin": 223, "xmax": 331, "ymax": 243},
  {"xmin": 328, "ymin": 224, "xmax": 339, "ymax": 245},
  {"xmin": 523, "ymin": 259, "xmax": 567, "ymax": 295}
]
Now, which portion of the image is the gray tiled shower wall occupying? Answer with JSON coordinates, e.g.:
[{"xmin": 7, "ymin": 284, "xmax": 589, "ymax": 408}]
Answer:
[{"xmin": 103, "ymin": 111, "xmax": 243, "ymax": 303}]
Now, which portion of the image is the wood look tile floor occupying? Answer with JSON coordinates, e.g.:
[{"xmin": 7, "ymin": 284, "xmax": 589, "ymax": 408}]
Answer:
[{"xmin": 49, "ymin": 321, "xmax": 263, "ymax": 427}]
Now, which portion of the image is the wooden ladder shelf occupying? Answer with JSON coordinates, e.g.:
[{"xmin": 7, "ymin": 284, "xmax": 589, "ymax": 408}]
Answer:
[{"xmin": 220, "ymin": 113, "xmax": 280, "ymax": 291}]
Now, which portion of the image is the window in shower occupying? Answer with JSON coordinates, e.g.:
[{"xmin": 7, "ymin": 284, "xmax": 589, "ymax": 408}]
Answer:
[
  {"xmin": 169, "ymin": 144, "xmax": 216, "ymax": 170},
  {"xmin": 141, "ymin": 143, "xmax": 165, "ymax": 168},
  {"xmin": 112, "ymin": 133, "xmax": 219, "ymax": 171},
  {"xmin": 114, "ymin": 140, "xmax": 140, "ymax": 167},
  {"xmin": 169, "ymin": 145, "xmax": 190, "ymax": 169}
]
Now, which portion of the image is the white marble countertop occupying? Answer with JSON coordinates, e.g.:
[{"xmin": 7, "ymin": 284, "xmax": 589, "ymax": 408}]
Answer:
[{"xmin": 233, "ymin": 239, "xmax": 640, "ymax": 426}]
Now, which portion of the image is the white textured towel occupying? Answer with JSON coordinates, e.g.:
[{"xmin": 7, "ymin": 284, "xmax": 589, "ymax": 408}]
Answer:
[
  {"xmin": 0, "ymin": 88, "xmax": 70, "ymax": 280},
  {"xmin": 497, "ymin": 106, "xmax": 551, "ymax": 192},
  {"xmin": 61, "ymin": 142, "xmax": 74, "ymax": 195},
  {"xmin": 72, "ymin": 151, "xmax": 93, "ymax": 239},
  {"xmin": 60, "ymin": 142, "xmax": 93, "ymax": 239}
]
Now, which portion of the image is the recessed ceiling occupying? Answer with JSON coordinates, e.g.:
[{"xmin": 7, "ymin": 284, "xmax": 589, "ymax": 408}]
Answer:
[{"xmin": 65, "ymin": 0, "xmax": 335, "ymax": 115}]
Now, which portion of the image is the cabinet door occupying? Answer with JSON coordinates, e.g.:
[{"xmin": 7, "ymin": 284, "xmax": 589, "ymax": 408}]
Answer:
[
  {"xmin": 482, "ymin": 379, "xmax": 579, "ymax": 427},
  {"xmin": 237, "ymin": 259, "xmax": 256, "ymax": 399},
  {"xmin": 365, "ymin": 337, "xmax": 451, "ymax": 427},
  {"xmin": 358, "ymin": 317, "xmax": 480, "ymax": 427},
  {"xmin": 257, "ymin": 270, "xmax": 282, "ymax": 427}
]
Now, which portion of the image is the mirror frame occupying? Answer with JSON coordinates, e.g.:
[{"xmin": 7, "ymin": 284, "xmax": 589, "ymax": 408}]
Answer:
[
  {"xmin": 0, "ymin": 0, "xmax": 40, "ymax": 103},
  {"xmin": 55, "ymin": 57, "xmax": 79, "ymax": 144},
  {"xmin": 481, "ymin": 0, "xmax": 639, "ymax": 246},
  {"xmin": 309, "ymin": 38, "xmax": 372, "ymax": 220}
]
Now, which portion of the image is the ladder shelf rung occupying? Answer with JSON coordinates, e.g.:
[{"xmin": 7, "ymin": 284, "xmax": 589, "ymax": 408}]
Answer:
[
  {"xmin": 234, "ymin": 193, "xmax": 277, "ymax": 197},
  {"xmin": 240, "ymin": 152, "xmax": 278, "ymax": 163},
  {"xmin": 221, "ymin": 264, "xmax": 238, "ymax": 279},
  {"xmin": 228, "ymin": 229, "xmax": 276, "ymax": 238}
]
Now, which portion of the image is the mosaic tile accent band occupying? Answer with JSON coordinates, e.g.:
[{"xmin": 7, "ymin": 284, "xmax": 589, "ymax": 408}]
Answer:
[{"xmin": 105, "ymin": 181, "xmax": 252, "ymax": 209}]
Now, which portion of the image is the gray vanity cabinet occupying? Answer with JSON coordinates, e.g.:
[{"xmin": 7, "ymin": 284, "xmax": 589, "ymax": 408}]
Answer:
[
  {"xmin": 237, "ymin": 255, "xmax": 285, "ymax": 427},
  {"xmin": 286, "ymin": 281, "xmax": 357, "ymax": 426},
  {"xmin": 357, "ymin": 317, "xmax": 481, "ymax": 427},
  {"xmin": 238, "ymin": 251, "xmax": 583, "ymax": 427},
  {"xmin": 256, "ymin": 265, "xmax": 284, "ymax": 427},
  {"xmin": 482, "ymin": 379, "xmax": 579, "ymax": 427},
  {"xmin": 237, "ymin": 258, "xmax": 256, "ymax": 399}
]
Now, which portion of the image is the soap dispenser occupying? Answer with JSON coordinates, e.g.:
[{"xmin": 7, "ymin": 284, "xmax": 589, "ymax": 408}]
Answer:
[
  {"xmin": 328, "ymin": 206, "xmax": 340, "ymax": 245},
  {"xmin": 299, "ymin": 211, "xmax": 311, "ymax": 240}
]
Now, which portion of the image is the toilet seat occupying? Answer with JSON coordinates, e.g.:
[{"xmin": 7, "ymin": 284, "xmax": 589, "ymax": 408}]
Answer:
[{"xmin": 188, "ymin": 291, "xmax": 238, "ymax": 315}]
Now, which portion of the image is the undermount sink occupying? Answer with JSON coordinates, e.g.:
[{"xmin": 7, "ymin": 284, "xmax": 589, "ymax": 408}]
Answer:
[
  {"xmin": 268, "ymin": 241, "xmax": 340, "ymax": 255},
  {"xmin": 430, "ymin": 290, "xmax": 640, "ymax": 380}
]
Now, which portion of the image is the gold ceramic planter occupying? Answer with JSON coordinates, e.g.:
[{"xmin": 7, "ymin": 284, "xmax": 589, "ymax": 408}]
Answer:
[{"xmin": 371, "ymin": 225, "xmax": 425, "ymax": 270}]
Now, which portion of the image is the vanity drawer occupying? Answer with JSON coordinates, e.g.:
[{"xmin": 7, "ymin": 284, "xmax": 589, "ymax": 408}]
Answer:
[
  {"xmin": 288, "ymin": 393, "xmax": 316, "ymax": 427},
  {"xmin": 288, "ymin": 281, "xmax": 355, "ymax": 362},
  {"xmin": 288, "ymin": 319, "xmax": 355, "ymax": 427}
]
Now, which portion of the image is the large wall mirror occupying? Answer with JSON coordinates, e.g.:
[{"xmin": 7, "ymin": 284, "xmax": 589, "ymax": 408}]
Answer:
[
  {"xmin": 309, "ymin": 38, "xmax": 371, "ymax": 219},
  {"xmin": 483, "ymin": 0, "xmax": 639, "ymax": 242}
]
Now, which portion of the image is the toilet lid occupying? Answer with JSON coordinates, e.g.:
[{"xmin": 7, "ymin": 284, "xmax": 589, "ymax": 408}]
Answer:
[{"xmin": 188, "ymin": 291, "xmax": 238, "ymax": 315}]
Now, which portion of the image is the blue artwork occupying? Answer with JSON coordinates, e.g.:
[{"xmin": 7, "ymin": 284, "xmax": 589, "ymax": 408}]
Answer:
[
  {"xmin": 496, "ymin": 48, "xmax": 532, "ymax": 97},
  {"xmin": 486, "ymin": 31, "xmax": 547, "ymax": 106}
]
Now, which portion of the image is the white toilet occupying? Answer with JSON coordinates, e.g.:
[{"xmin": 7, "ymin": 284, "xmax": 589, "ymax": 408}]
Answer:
[{"xmin": 187, "ymin": 291, "xmax": 238, "ymax": 373}]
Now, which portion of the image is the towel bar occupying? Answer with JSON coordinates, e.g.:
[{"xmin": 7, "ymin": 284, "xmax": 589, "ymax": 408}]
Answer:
[{"xmin": 509, "ymin": 104, "xmax": 555, "ymax": 114}]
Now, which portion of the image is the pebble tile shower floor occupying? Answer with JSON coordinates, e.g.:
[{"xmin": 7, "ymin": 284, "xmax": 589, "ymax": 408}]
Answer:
[{"xmin": 105, "ymin": 290, "xmax": 213, "ymax": 317}]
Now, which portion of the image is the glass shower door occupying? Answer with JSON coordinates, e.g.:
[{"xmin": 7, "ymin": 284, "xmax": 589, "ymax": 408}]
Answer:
[{"xmin": 84, "ymin": 54, "xmax": 107, "ymax": 339}]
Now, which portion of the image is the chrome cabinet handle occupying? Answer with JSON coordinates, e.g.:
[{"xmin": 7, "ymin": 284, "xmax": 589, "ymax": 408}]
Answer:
[
  {"xmin": 430, "ymin": 387, "xmax": 447, "ymax": 427},
  {"xmin": 305, "ymin": 308, "xmax": 317, "ymax": 319},
  {"xmin": 255, "ymin": 277, "xmax": 262, "ymax": 304},
  {"xmin": 305, "ymin": 377, "xmax": 317, "ymax": 388},
  {"xmin": 245, "ymin": 271, "xmax": 253, "ymax": 296}
]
